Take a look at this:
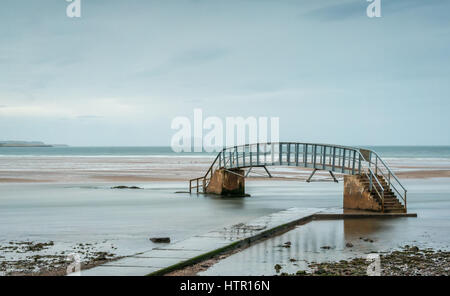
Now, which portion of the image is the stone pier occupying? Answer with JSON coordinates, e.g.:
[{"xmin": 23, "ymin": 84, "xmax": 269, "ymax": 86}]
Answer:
[
  {"xmin": 206, "ymin": 168, "xmax": 246, "ymax": 197},
  {"xmin": 343, "ymin": 175, "xmax": 382, "ymax": 212}
]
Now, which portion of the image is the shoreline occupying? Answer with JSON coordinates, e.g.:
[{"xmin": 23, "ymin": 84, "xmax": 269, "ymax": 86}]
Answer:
[
  {"xmin": 2, "ymin": 154, "xmax": 450, "ymax": 184},
  {"xmin": 284, "ymin": 246, "xmax": 450, "ymax": 276},
  {"xmin": 1, "ymin": 169, "xmax": 450, "ymax": 184},
  {"xmin": 169, "ymin": 246, "xmax": 450, "ymax": 277},
  {"xmin": 0, "ymin": 240, "xmax": 121, "ymax": 276}
]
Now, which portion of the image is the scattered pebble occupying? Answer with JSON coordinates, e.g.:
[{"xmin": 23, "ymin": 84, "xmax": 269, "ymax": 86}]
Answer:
[
  {"xmin": 284, "ymin": 246, "xmax": 449, "ymax": 276},
  {"xmin": 0, "ymin": 241, "xmax": 118, "ymax": 276}
]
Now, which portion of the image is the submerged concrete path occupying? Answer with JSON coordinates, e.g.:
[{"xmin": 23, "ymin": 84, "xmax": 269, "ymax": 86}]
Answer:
[{"xmin": 75, "ymin": 208, "xmax": 323, "ymax": 276}]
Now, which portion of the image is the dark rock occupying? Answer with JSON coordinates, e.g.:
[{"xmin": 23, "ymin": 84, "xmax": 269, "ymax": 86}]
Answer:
[
  {"xmin": 346, "ymin": 243, "xmax": 354, "ymax": 248},
  {"xmin": 274, "ymin": 264, "xmax": 282, "ymax": 272},
  {"xmin": 111, "ymin": 186, "xmax": 142, "ymax": 190},
  {"xmin": 150, "ymin": 237, "xmax": 171, "ymax": 243},
  {"xmin": 321, "ymin": 246, "xmax": 332, "ymax": 250}
]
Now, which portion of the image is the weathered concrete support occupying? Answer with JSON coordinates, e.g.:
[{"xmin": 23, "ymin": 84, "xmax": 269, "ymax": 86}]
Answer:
[
  {"xmin": 343, "ymin": 175, "xmax": 382, "ymax": 212},
  {"xmin": 206, "ymin": 168, "xmax": 246, "ymax": 197}
]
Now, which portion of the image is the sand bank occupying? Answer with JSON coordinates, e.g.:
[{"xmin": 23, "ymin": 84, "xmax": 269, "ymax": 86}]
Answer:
[{"xmin": 1, "ymin": 156, "xmax": 450, "ymax": 184}]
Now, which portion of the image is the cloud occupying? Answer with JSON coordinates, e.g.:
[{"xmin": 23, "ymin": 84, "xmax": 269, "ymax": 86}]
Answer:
[
  {"xmin": 0, "ymin": 98, "xmax": 141, "ymax": 119},
  {"xmin": 136, "ymin": 47, "xmax": 229, "ymax": 77},
  {"xmin": 0, "ymin": 0, "xmax": 449, "ymax": 145},
  {"xmin": 171, "ymin": 48, "xmax": 229, "ymax": 65},
  {"xmin": 76, "ymin": 115, "xmax": 103, "ymax": 119},
  {"xmin": 300, "ymin": 1, "xmax": 367, "ymax": 21}
]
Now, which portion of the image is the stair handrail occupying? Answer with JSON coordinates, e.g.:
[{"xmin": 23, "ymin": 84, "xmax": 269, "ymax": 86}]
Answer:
[
  {"xmin": 189, "ymin": 151, "xmax": 222, "ymax": 193},
  {"xmin": 369, "ymin": 151, "xmax": 407, "ymax": 211}
]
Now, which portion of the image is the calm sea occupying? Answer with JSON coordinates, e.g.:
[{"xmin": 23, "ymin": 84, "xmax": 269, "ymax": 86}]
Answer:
[{"xmin": 0, "ymin": 146, "xmax": 450, "ymax": 158}]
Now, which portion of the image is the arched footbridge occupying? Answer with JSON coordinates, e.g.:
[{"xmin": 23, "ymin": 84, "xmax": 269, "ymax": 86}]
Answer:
[{"xmin": 189, "ymin": 142, "xmax": 407, "ymax": 213}]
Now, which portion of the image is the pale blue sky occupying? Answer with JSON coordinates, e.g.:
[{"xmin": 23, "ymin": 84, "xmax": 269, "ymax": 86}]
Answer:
[{"xmin": 0, "ymin": 0, "xmax": 449, "ymax": 146}]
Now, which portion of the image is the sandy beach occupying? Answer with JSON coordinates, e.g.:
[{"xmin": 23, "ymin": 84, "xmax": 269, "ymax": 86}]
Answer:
[{"xmin": 1, "ymin": 155, "xmax": 450, "ymax": 184}]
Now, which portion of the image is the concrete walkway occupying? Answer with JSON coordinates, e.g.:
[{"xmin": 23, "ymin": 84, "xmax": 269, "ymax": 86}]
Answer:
[
  {"xmin": 74, "ymin": 207, "xmax": 417, "ymax": 276},
  {"xmin": 75, "ymin": 208, "xmax": 322, "ymax": 276}
]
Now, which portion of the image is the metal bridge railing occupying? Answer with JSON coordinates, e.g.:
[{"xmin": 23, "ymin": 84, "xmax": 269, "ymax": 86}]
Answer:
[{"xmin": 189, "ymin": 142, "xmax": 406, "ymax": 211}]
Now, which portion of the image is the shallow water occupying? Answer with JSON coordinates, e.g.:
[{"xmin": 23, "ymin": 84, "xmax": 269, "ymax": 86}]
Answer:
[
  {"xmin": 0, "ymin": 180, "xmax": 342, "ymax": 260},
  {"xmin": 1, "ymin": 177, "xmax": 449, "ymax": 275},
  {"xmin": 201, "ymin": 178, "xmax": 450, "ymax": 276}
]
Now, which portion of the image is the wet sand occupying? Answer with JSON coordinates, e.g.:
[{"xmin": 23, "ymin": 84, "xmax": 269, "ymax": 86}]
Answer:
[
  {"xmin": 1, "ymin": 156, "xmax": 449, "ymax": 184},
  {"xmin": 292, "ymin": 246, "xmax": 450, "ymax": 276},
  {"xmin": 396, "ymin": 170, "xmax": 450, "ymax": 179},
  {"xmin": 1, "ymin": 240, "xmax": 120, "ymax": 276}
]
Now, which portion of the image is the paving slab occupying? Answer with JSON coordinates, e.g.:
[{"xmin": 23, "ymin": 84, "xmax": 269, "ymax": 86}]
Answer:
[
  {"xmin": 134, "ymin": 249, "xmax": 205, "ymax": 259},
  {"xmin": 75, "ymin": 265, "xmax": 160, "ymax": 276},
  {"xmin": 102, "ymin": 256, "xmax": 182, "ymax": 268}
]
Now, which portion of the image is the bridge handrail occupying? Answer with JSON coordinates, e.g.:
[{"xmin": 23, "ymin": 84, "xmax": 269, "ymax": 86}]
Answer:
[
  {"xmin": 219, "ymin": 142, "xmax": 393, "ymax": 206},
  {"xmin": 189, "ymin": 142, "xmax": 406, "ymax": 212}
]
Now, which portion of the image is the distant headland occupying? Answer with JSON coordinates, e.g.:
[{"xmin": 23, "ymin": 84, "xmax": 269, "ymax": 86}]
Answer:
[{"xmin": 0, "ymin": 141, "xmax": 68, "ymax": 147}]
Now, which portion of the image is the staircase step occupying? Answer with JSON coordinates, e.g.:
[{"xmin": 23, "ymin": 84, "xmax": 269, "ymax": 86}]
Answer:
[{"xmin": 358, "ymin": 174, "xmax": 406, "ymax": 213}]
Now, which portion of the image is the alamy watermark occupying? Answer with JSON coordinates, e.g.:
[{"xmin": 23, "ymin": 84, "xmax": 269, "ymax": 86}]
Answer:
[
  {"xmin": 66, "ymin": 253, "xmax": 81, "ymax": 276},
  {"xmin": 366, "ymin": 253, "xmax": 381, "ymax": 276},
  {"xmin": 366, "ymin": 0, "xmax": 381, "ymax": 18},
  {"xmin": 170, "ymin": 109, "xmax": 280, "ymax": 153},
  {"xmin": 66, "ymin": 0, "xmax": 81, "ymax": 18},
  {"xmin": 64, "ymin": 1, "xmax": 380, "ymax": 20}
]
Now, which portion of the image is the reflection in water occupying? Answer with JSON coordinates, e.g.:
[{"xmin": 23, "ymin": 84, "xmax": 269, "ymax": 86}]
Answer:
[
  {"xmin": 202, "ymin": 221, "xmax": 348, "ymax": 275},
  {"xmin": 343, "ymin": 218, "xmax": 393, "ymax": 239},
  {"xmin": 201, "ymin": 215, "xmax": 450, "ymax": 276}
]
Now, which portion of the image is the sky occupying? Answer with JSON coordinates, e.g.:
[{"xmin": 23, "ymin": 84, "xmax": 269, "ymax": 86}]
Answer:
[{"xmin": 0, "ymin": 0, "xmax": 449, "ymax": 146}]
